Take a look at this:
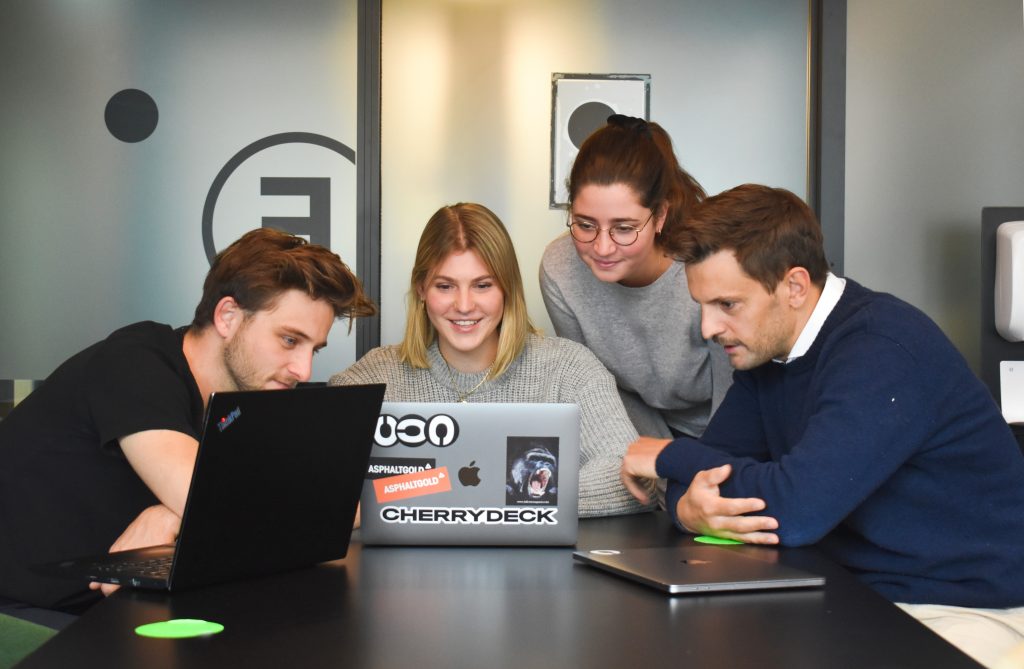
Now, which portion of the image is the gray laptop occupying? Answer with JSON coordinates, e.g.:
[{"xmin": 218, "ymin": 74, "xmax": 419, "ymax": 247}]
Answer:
[
  {"xmin": 359, "ymin": 402, "xmax": 579, "ymax": 546},
  {"xmin": 39, "ymin": 383, "xmax": 385, "ymax": 590},
  {"xmin": 573, "ymin": 545, "xmax": 826, "ymax": 594}
]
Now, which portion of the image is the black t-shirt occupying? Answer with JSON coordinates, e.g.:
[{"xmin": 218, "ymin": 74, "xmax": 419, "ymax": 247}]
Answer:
[{"xmin": 0, "ymin": 322, "xmax": 204, "ymax": 609}]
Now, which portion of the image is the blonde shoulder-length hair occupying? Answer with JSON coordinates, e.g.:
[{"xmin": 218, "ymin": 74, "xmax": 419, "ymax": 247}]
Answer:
[{"xmin": 399, "ymin": 202, "xmax": 537, "ymax": 378}]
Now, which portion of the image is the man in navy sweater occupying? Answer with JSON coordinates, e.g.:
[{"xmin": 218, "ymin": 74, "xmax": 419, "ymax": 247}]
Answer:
[{"xmin": 621, "ymin": 184, "xmax": 1024, "ymax": 667}]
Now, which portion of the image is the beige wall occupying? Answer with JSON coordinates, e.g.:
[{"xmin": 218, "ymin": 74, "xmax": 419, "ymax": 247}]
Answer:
[{"xmin": 380, "ymin": 0, "xmax": 810, "ymax": 345}]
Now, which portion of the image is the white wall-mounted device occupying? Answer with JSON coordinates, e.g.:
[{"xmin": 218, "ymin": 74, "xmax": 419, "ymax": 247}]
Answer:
[
  {"xmin": 995, "ymin": 221, "xmax": 1024, "ymax": 342},
  {"xmin": 1001, "ymin": 361, "xmax": 1024, "ymax": 424}
]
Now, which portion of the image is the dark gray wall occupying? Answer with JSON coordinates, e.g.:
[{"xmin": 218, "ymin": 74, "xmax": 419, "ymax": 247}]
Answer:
[{"xmin": 845, "ymin": 0, "xmax": 1024, "ymax": 370}]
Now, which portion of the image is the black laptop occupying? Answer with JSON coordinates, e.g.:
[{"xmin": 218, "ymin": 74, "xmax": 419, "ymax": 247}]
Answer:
[{"xmin": 39, "ymin": 383, "xmax": 385, "ymax": 591}]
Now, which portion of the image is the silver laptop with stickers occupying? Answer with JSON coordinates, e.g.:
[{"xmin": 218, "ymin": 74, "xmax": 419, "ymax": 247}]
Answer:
[{"xmin": 359, "ymin": 402, "xmax": 580, "ymax": 546}]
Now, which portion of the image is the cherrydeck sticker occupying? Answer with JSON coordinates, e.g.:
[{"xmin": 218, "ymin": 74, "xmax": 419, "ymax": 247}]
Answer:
[
  {"xmin": 380, "ymin": 506, "xmax": 559, "ymax": 525},
  {"xmin": 373, "ymin": 466, "xmax": 452, "ymax": 503}
]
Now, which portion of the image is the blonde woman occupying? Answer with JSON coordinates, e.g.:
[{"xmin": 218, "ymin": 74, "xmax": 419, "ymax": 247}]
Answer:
[{"xmin": 331, "ymin": 203, "xmax": 647, "ymax": 517}]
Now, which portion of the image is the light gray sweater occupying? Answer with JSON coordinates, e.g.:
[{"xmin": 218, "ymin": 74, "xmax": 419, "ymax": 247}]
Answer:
[
  {"xmin": 540, "ymin": 233, "xmax": 732, "ymax": 439},
  {"xmin": 329, "ymin": 334, "xmax": 648, "ymax": 517}
]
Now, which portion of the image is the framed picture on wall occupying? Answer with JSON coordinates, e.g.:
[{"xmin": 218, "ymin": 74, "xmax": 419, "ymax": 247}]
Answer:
[{"xmin": 550, "ymin": 73, "xmax": 650, "ymax": 208}]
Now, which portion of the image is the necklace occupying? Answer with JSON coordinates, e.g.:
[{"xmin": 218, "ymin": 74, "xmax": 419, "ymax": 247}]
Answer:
[{"xmin": 442, "ymin": 355, "xmax": 492, "ymax": 403}]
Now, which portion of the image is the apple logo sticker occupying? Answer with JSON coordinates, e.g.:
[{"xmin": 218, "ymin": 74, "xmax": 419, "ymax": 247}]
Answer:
[{"xmin": 458, "ymin": 461, "xmax": 481, "ymax": 487}]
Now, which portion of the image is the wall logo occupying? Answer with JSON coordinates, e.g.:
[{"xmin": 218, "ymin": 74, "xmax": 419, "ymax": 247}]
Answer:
[
  {"xmin": 374, "ymin": 413, "xmax": 459, "ymax": 448},
  {"xmin": 201, "ymin": 132, "xmax": 356, "ymax": 264},
  {"xmin": 100, "ymin": 92, "xmax": 356, "ymax": 268},
  {"xmin": 105, "ymin": 89, "xmax": 159, "ymax": 143}
]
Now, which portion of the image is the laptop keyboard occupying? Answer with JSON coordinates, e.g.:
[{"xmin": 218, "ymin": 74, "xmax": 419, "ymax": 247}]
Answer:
[{"xmin": 92, "ymin": 555, "xmax": 173, "ymax": 579}]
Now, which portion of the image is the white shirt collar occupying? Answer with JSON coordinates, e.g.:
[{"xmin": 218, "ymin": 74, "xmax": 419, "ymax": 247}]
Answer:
[{"xmin": 776, "ymin": 272, "xmax": 846, "ymax": 364}]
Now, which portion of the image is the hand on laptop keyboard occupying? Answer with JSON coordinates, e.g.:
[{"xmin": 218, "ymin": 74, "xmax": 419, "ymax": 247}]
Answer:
[{"xmin": 89, "ymin": 504, "xmax": 181, "ymax": 596}]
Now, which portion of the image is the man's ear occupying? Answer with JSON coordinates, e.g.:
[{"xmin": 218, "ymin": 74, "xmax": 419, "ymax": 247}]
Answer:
[
  {"xmin": 782, "ymin": 267, "xmax": 813, "ymax": 309},
  {"xmin": 212, "ymin": 296, "xmax": 245, "ymax": 339}
]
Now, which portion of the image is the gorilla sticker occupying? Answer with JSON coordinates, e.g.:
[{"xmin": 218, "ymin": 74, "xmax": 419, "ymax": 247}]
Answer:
[{"xmin": 505, "ymin": 437, "xmax": 559, "ymax": 506}]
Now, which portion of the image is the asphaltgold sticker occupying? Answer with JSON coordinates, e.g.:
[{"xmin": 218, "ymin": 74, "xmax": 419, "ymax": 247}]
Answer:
[{"xmin": 373, "ymin": 466, "xmax": 452, "ymax": 503}]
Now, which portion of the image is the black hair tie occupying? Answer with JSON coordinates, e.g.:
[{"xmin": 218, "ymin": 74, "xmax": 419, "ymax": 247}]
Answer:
[{"xmin": 607, "ymin": 114, "xmax": 651, "ymax": 136}]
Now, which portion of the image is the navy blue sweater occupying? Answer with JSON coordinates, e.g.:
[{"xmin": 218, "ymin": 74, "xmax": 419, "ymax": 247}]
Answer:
[{"xmin": 657, "ymin": 280, "xmax": 1024, "ymax": 607}]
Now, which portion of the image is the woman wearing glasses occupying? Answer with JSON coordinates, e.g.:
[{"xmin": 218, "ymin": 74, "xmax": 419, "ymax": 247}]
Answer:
[
  {"xmin": 332, "ymin": 202, "xmax": 647, "ymax": 517},
  {"xmin": 539, "ymin": 115, "xmax": 731, "ymax": 442}
]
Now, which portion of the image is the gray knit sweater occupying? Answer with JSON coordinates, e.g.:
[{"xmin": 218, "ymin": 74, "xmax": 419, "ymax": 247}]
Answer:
[
  {"xmin": 329, "ymin": 334, "xmax": 648, "ymax": 517},
  {"xmin": 540, "ymin": 233, "xmax": 733, "ymax": 439}
]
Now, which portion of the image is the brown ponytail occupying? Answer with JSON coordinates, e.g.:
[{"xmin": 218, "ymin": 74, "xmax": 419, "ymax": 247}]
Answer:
[{"xmin": 568, "ymin": 115, "xmax": 706, "ymax": 243}]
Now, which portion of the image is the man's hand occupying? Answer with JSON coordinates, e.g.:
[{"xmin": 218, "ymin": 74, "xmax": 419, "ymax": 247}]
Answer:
[
  {"xmin": 676, "ymin": 464, "xmax": 779, "ymax": 544},
  {"xmin": 621, "ymin": 437, "xmax": 672, "ymax": 504},
  {"xmin": 88, "ymin": 504, "xmax": 181, "ymax": 596}
]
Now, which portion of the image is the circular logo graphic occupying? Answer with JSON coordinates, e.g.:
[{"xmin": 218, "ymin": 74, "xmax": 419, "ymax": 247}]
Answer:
[
  {"xmin": 567, "ymin": 101, "xmax": 614, "ymax": 148},
  {"xmin": 105, "ymin": 89, "xmax": 159, "ymax": 143},
  {"xmin": 201, "ymin": 132, "xmax": 356, "ymax": 264}
]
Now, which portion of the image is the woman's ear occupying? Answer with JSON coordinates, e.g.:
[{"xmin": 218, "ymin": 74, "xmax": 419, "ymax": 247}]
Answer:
[{"xmin": 654, "ymin": 202, "xmax": 670, "ymax": 234}]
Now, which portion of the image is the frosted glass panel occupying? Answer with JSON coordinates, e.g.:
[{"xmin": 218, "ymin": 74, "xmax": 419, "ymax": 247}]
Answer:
[{"xmin": 0, "ymin": 0, "xmax": 360, "ymax": 382}]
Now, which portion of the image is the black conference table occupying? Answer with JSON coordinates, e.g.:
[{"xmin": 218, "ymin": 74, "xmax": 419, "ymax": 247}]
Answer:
[{"xmin": 18, "ymin": 513, "xmax": 980, "ymax": 668}]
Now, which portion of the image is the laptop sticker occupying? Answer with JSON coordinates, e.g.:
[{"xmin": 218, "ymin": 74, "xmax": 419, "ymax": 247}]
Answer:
[
  {"xmin": 373, "ymin": 466, "xmax": 452, "ymax": 503},
  {"xmin": 374, "ymin": 412, "xmax": 459, "ymax": 447},
  {"xmin": 505, "ymin": 437, "xmax": 559, "ymax": 506},
  {"xmin": 365, "ymin": 457, "xmax": 437, "ymax": 480}
]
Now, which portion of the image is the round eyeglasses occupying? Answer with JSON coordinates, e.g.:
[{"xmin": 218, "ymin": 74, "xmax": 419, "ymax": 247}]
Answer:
[{"xmin": 566, "ymin": 212, "xmax": 654, "ymax": 247}]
